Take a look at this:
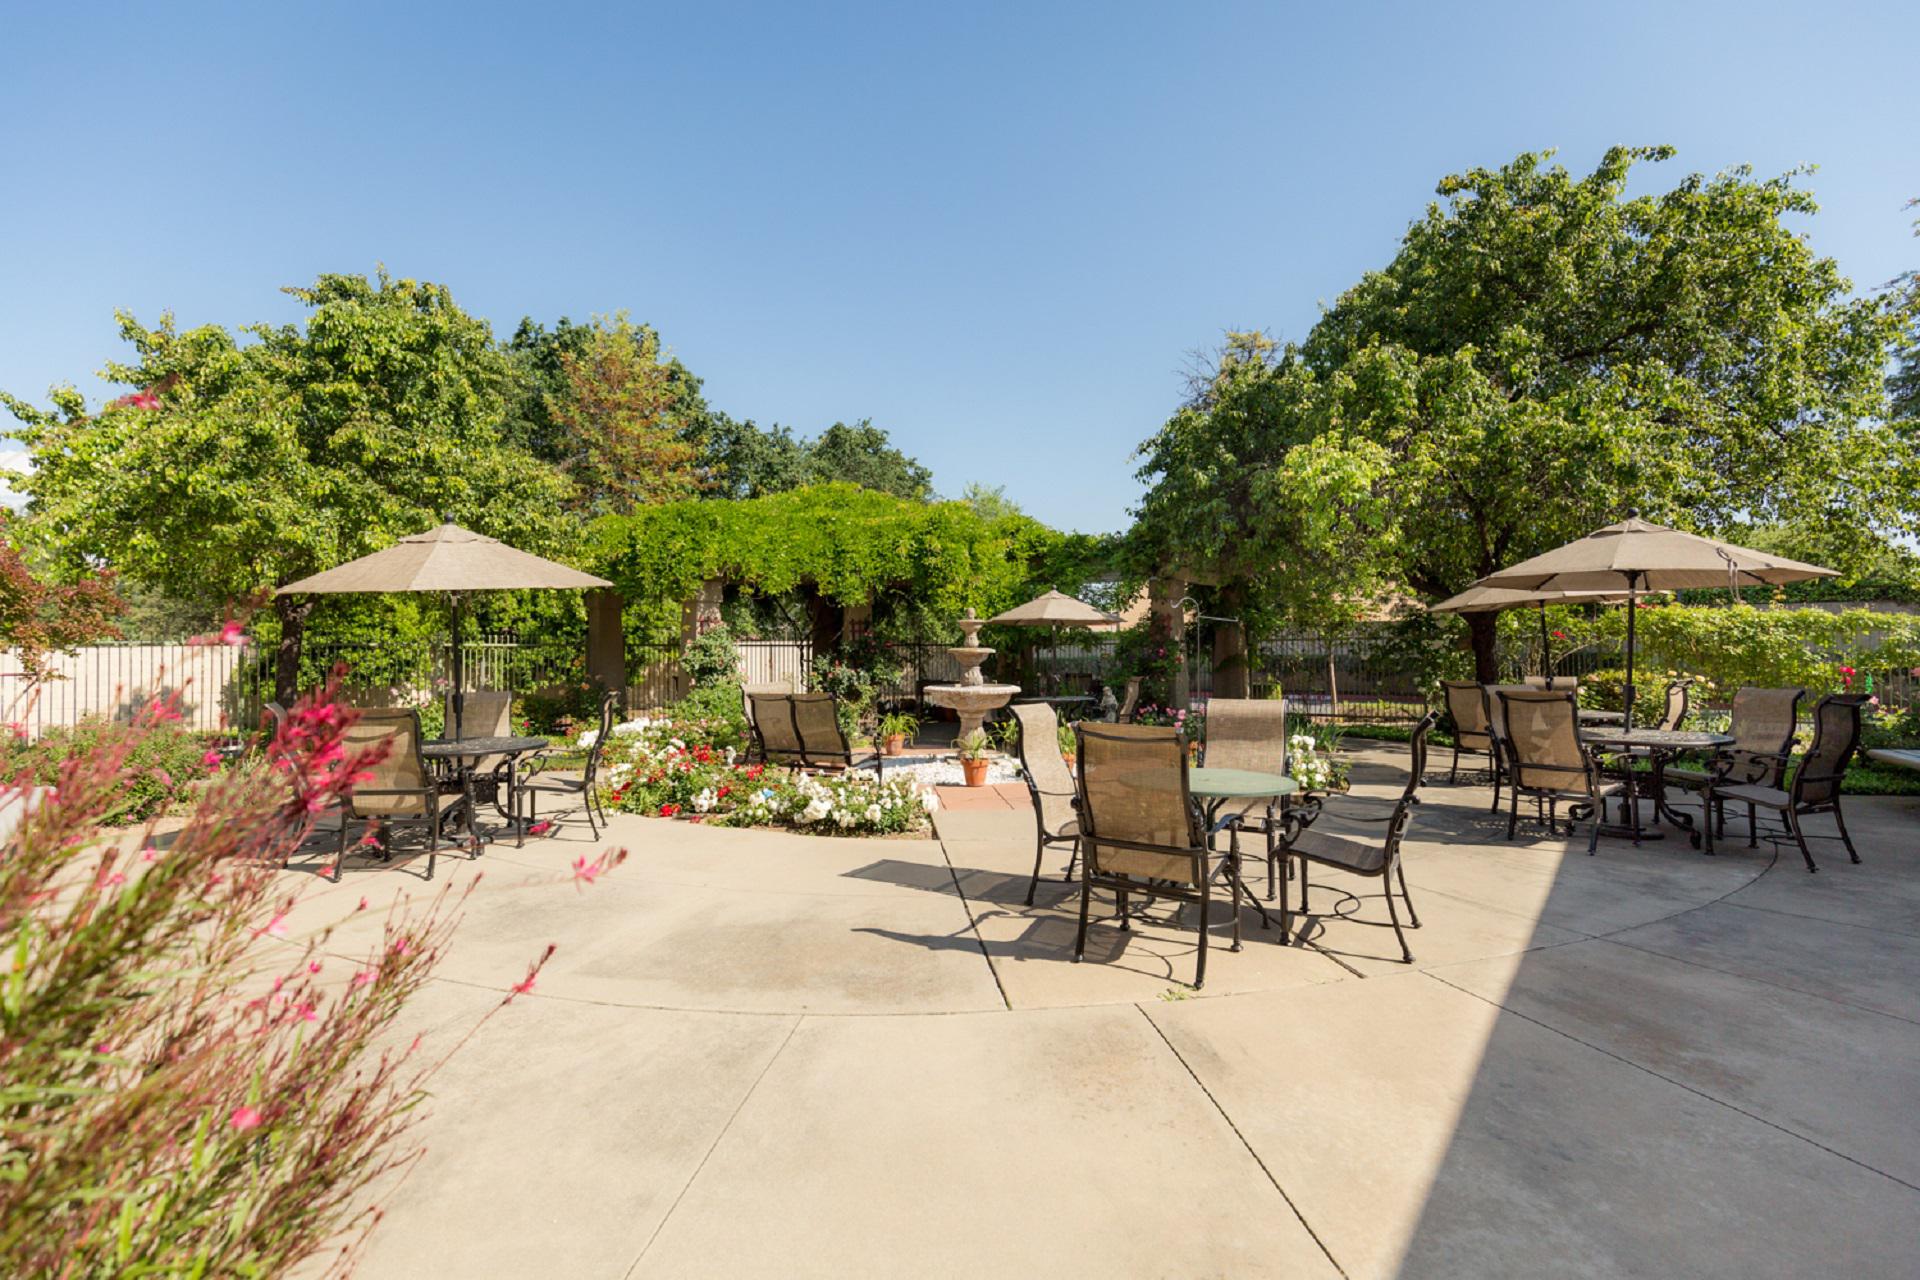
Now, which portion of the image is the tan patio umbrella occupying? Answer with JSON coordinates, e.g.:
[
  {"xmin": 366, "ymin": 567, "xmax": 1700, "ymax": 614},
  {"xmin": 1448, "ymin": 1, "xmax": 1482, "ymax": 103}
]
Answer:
[
  {"xmin": 986, "ymin": 589, "xmax": 1119, "ymax": 628},
  {"xmin": 1473, "ymin": 513, "xmax": 1835, "ymax": 725},
  {"xmin": 276, "ymin": 522, "xmax": 611, "ymax": 737},
  {"xmin": 1429, "ymin": 585, "xmax": 1632, "ymax": 677},
  {"xmin": 987, "ymin": 590, "xmax": 1119, "ymax": 693}
]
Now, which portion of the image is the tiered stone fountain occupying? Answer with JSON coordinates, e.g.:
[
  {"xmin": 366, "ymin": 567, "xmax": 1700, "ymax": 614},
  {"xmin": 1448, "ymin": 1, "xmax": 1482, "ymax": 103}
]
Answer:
[{"xmin": 922, "ymin": 616, "xmax": 1021, "ymax": 742}]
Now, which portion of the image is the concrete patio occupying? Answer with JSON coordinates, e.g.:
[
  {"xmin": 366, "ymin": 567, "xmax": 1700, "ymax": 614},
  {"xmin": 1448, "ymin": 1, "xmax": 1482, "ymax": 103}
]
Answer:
[{"xmin": 281, "ymin": 745, "xmax": 1920, "ymax": 1278}]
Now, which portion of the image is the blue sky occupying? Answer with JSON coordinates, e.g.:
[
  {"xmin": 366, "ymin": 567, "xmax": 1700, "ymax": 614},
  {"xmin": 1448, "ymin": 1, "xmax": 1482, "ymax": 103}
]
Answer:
[{"xmin": 2, "ymin": 1, "xmax": 1915, "ymax": 533}]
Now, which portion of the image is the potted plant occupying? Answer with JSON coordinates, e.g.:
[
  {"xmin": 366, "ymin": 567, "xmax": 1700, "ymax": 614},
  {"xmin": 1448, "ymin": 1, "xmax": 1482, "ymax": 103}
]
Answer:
[
  {"xmin": 957, "ymin": 729, "xmax": 992, "ymax": 787},
  {"xmin": 878, "ymin": 710, "xmax": 920, "ymax": 757},
  {"xmin": 1057, "ymin": 720, "xmax": 1078, "ymax": 769}
]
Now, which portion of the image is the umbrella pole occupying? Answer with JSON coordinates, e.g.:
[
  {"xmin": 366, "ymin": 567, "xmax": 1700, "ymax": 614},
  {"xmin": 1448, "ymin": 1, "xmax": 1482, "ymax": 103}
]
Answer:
[
  {"xmin": 1539, "ymin": 603, "xmax": 1550, "ymax": 680},
  {"xmin": 451, "ymin": 592, "xmax": 466, "ymax": 740},
  {"xmin": 1623, "ymin": 572, "xmax": 1640, "ymax": 730}
]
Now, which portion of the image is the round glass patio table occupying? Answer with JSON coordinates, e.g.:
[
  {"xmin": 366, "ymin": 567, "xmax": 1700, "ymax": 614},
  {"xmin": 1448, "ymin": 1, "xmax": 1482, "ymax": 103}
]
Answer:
[
  {"xmin": 1577, "ymin": 708, "xmax": 1625, "ymax": 725},
  {"xmin": 1189, "ymin": 768, "xmax": 1298, "ymax": 930},
  {"xmin": 422, "ymin": 735, "xmax": 550, "ymax": 845},
  {"xmin": 1578, "ymin": 728, "xmax": 1734, "ymax": 848}
]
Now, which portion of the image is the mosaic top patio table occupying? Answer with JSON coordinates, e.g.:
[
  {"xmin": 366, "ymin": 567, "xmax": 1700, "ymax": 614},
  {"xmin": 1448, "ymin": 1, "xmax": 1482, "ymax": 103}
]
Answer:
[
  {"xmin": 1579, "ymin": 727, "xmax": 1734, "ymax": 848},
  {"xmin": 422, "ymin": 734, "xmax": 549, "ymax": 846}
]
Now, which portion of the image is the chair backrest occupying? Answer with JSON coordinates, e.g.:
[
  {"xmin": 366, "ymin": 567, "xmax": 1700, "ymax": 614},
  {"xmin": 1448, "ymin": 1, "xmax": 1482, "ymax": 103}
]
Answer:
[
  {"xmin": 581, "ymin": 692, "xmax": 618, "ymax": 786},
  {"xmin": 1728, "ymin": 686, "xmax": 1803, "ymax": 771},
  {"xmin": 1546, "ymin": 676, "xmax": 1578, "ymax": 694},
  {"xmin": 1522, "ymin": 675, "xmax": 1549, "ymax": 688},
  {"xmin": 1793, "ymin": 695, "xmax": 1865, "ymax": 808},
  {"xmin": 1441, "ymin": 681, "xmax": 1489, "ymax": 746},
  {"xmin": 1657, "ymin": 681, "xmax": 1690, "ymax": 732},
  {"xmin": 1202, "ymin": 697, "xmax": 1288, "ymax": 776},
  {"xmin": 1117, "ymin": 676, "xmax": 1142, "ymax": 723},
  {"xmin": 342, "ymin": 708, "xmax": 429, "ymax": 818},
  {"xmin": 1482, "ymin": 684, "xmax": 1531, "ymax": 753},
  {"xmin": 790, "ymin": 692, "xmax": 852, "ymax": 765},
  {"xmin": 1382, "ymin": 711, "xmax": 1440, "ymax": 857},
  {"xmin": 741, "ymin": 679, "xmax": 795, "ymax": 728},
  {"xmin": 1497, "ymin": 690, "xmax": 1589, "ymax": 792},
  {"xmin": 1011, "ymin": 702, "xmax": 1076, "ymax": 836},
  {"xmin": 748, "ymin": 691, "xmax": 806, "ymax": 765},
  {"xmin": 446, "ymin": 689, "xmax": 512, "ymax": 741},
  {"xmin": 1074, "ymin": 722, "xmax": 1202, "ymax": 884}
]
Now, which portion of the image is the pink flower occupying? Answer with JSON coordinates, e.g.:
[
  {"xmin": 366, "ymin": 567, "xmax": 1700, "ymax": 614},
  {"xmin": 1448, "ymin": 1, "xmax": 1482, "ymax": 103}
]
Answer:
[
  {"xmin": 571, "ymin": 855, "xmax": 600, "ymax": 886},
  {"xmin": 527, "ymin": 821, "xmax": 553, "ymax": 836},
  {"xmin": 202, "ymin": 749, "xmax": 224, "ymax": 770},
  {"xmin": 308, "ymin": 960, "xmax": 323, "ymax": 974},
  {"xmin": 350, "ymin": 968, "xmax": 377, "ymax": 989},
  {"xmin": 391, "ymin": 937, "xmax": 414, "ymax": 957},
  {"xmin": 140, "ymin": 845, "xmax": 160, "ymax": 862},
  {"xmin": 511, "ymin": 974, "xmax": 537, "ymax": 995},
  {"xmin": 256, "ymin": 912, "xmax": 290, "ymax": 939},
  {"xmin": 218, "ymin": 620, "xmax": 245, "ymax": 646},
  {"xmin": 102, "ymin": 872, "xmax": 126, "ymax": 888},
  {"xmin": 356, "ymin": 897, "xmax": 369, "ymax": 911},
  {"xmin": 293, "ymin": 1002, "xmax": 318, "ymax": 1022},
  {"xmin": 229, "ymin": 1106, "xmax": 263, "ymax": 1131}
]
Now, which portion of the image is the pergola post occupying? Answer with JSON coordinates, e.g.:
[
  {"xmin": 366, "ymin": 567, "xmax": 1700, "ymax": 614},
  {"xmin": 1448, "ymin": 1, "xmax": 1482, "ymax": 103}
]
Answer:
[{"xmin": 585, "ymin": 589, "xmax": 626, "ymax": 710}]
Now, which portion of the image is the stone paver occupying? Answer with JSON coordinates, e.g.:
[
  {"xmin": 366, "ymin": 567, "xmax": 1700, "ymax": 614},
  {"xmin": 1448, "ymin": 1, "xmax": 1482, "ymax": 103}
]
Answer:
[{"xmin": 340, "ymin": 743, "xmax": 1920, "ymax": 1278}]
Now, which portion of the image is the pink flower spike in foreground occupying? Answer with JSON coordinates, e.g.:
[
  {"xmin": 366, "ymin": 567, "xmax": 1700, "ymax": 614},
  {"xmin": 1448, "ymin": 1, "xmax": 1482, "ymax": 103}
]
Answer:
[
  {"xmin": 571, "ymin": 855, "xmax": 600, "ymax": 886},
  {"xmin": 256, "ymin": 912, "xmax": 290, "ymax": 939},
  {"xmin": 511, "ymin": 973, "xmax": 537, "ymax": 995},
  {"xmin": 229, "ymin": 1106, "xmax": 263, "ymax": 1132},
  {"xmin": 350, "ymin": 968, "xmax": 377, "ymax": 989}
]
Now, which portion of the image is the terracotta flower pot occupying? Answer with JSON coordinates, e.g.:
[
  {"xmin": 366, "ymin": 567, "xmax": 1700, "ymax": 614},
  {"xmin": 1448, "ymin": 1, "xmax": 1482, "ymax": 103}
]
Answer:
[
  {"xmin": 960, "ymin": 757, "xmax": 990, "ymax": 787},
  {"xmin": 883, "ymin": 734, "xmax": 906, "ymax": 757}
]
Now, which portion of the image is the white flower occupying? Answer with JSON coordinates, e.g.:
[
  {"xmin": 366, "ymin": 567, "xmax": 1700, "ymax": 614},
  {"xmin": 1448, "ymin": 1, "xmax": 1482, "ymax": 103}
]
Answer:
[
  {"xmin": 724, "ymin": 745, "xmax": 737, "ymax": 765},
  {"xmin": 693, "ymin": 788, "xmax": 718, "ymax": 814},
  {"xmin": 864, "ymin": 803, "xmax": 883, "ymax": 824},
  {"xmin": 578, "ymin": 729, "xmax": 600, "ymax": 749}
]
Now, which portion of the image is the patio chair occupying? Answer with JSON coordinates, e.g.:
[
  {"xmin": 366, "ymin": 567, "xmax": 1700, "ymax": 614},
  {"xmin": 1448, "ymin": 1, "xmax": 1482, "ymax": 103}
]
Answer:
[
  {"xmin": 1479, "ymin": 683, "xmax": 1532, "ymax": 814},
  {"xmin": 1011, "ymin": 701, "xmax": 1080, "ymax": 905},
  {"xmin": 518, "ymin": 691, "xmax": 617, "ymax": 842},
  {"xmin": 790, "ymin": 692, "xmax": 884, "ymax": 776},
  {"xmin": 1439, "ymin": 680, "xmax": 1495, "ymax": 786},
  {"xmin": 1664, "ymin": 686, "xmax": 1803, "ymax": 842},
  {"xmin": 334, "ymin": 708, "xmax": 464, "ymax": 882},
  {"xmin": 740, "ymin": 679, "xmax": 795, "ymax": 731},
  {"xmin": 1073, "ymin": 722, "xmax": 1242, "ymax": 990},
  {"xmin": 1281, "ymin": 711, "xmax": 1436, "ymax": 964},
  {"xmin": 1523, "ymin": 676, "xmax": 1579, "ymax": 693},
  {"xmin": 747, "ymin": 690, "xmax": 808, "ymax": 767},
  {"xmin": 1495, "ymin": 689, "xmax": 1622, "ymax": 853},
  {"xmin": 443, "ymin": 688, "xmax": 514, "ymax": 796},
  {"xmin": 1706, "ymin": 694, "xmax": 1866, "ymax": 872},
  {"xmin": 1202, "ymin": 696, "xmax": 1291, "ymax": 897}
]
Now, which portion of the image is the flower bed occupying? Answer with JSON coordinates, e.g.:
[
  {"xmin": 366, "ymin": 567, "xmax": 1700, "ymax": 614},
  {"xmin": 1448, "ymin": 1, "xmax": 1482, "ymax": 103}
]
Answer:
[{"xmin": 586, "ymin": 715, "xmax": 938, "ymax": 835}]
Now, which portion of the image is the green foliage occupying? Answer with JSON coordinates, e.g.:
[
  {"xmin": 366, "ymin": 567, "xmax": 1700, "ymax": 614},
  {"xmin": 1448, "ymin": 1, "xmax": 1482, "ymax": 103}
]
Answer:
[
  {"xmin": 1613, "ymin": 604, "xmax": 1920, "ymax": 696},
  {"xmin": 698, "ymin": 416, "xmax": 932, "ymax": 501},
  {"xmin": 502, "ymin": 314, "xmax": 713, "ymax": 473},
  {"xmin": 1134, "ymin": 147, "xmax": 1916, "ymax": 666},
  {"xmin": 956, "ymin": 729, "xmax": 991, "ymax": 760},
  {"xmin": 668, "ymin": 679, "xmax": 750, "ymax": 750},
  {"xmin": 3, "ymin": 271, "xmax": 576, "ymax": 611},
  {"xmin": 878, "ymin": 710, "xmax": 921, "ymax": 740},
  {"xmin": 520, "ymin": 679, "xmax": 607, "ymax": 735},
  {"xmin": 681, "ymin": 623, "xmax": 741, "ymax": 687},
  {"xmin": 594, "ymin": 483, "xmax": 1075, "ymax": 622},
  {"xmin": 0, "ymin": 718, "xmax": 221, "ymax": 823}
]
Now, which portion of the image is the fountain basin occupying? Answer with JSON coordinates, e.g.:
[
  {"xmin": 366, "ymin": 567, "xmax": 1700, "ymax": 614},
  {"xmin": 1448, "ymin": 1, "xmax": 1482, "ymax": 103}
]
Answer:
[{"xmin": 924, "ymin": 683, "xmax": 1022, "ymax": 741}]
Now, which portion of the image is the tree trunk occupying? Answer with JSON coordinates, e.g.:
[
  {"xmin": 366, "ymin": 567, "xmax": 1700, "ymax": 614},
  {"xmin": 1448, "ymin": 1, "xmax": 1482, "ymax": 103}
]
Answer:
[
  {"xmin": 1211, "ymin": 585, "xmax": 1249, "ymax": 699},
  {"xmin": 274, "ymin": 593, "xmax": 313, "ymax": 707},
  {"xmin": 1466, "ymin": 611, "xmax": 1500, "ymax": 683}
]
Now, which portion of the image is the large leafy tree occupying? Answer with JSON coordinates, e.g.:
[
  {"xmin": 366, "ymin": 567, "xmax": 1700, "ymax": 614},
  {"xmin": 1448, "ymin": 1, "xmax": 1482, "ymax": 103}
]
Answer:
[
  {"xmin": 700, "ymin": 416, "xmax": 934, "ymax": 501},
  {"xmin": 2, "ymin": 271, "xmax": 573, "ymax": 701},
  {"xmin": 1135, "ymin": 147, "xmax": 1915, "ymax": 678},
  {"xmin": 544, "ymin": 316, "xmax": 706, "ymax": 513}
]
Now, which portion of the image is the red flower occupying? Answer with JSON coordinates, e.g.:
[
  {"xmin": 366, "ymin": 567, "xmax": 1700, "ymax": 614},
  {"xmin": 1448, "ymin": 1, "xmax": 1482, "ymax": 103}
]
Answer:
[
  {"xmin": 229, "ymin": 1105, "xmax": 263, "ymax": 1131},
  {"xmin": 1551, "ymin": 630, "xmax": 1567, "ymax": 641},
  {"xmin": 659, "ymin": 802, "xmax": 680, "ymax": 818}
]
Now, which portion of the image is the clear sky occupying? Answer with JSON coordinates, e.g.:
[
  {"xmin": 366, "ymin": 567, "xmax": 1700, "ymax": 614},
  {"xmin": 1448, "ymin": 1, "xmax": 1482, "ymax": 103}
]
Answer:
[{"xmin": 2, "ymin": 1, "xmax": 1915, "ymax": 533}]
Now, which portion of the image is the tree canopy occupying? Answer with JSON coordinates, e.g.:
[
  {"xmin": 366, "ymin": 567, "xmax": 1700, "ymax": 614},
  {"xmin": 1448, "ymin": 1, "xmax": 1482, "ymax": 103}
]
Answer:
[
  {"xmin": 1133, "ymin": 146, "xmax": 1917, "ymax": 675},
  {"xmin": 700, "ymin": 416, "xmax": 934, "ymax": 501}
]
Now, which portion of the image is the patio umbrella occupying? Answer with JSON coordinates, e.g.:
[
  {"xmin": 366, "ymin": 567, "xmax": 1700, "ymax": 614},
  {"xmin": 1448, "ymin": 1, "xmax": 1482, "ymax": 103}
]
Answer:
[
  {"xmin": 987, "ymin": 590, "xmax": 1119, "ymax": 692},
  {"xmin": 1429, "ymin": 585, "xmax": 1630, "ymax": 677},
  {"xmin": 276, "ymin": 522, "xmax": 612, "ymax": 738},
  {"xmin": 1472, "ymin": 513, "xmax": 1835, "ymax": 726}
]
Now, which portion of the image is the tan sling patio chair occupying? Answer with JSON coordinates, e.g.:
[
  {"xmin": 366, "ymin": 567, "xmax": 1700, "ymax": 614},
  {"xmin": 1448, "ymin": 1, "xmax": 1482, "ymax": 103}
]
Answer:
[
  {"xmin": 1707, "ymin": 694, "xmax": 1867, "ymax": 872},
  {"xmin": 1073, "ymin": 722, "xmax": 1241, "ymax": 990},
  {"xmin": 1202, "ymin": 696, "xmax": 1291, "ymax": 898},
  {"xmin": 1011, "ymin": 701, "xmax": 1080, "ymax": 905},
  {"xmin": 1665, "ymin": 686, "xmax": 1803, "ymax": 843},
  {"xmin": 1440, "ymin": 680, "xmax": 1495, "ymax": 786},
  {"xmin": 334, "ymin": 708, "xmax": 465, "ymax": 882},
  {"xmin": 1496, "ymin": 689, "xmax": 1622, "ymax": 853}
]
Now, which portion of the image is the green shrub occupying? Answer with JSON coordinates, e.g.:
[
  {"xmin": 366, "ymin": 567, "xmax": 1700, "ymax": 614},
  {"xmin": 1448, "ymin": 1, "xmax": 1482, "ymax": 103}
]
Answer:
[
  {"xmin": 0, "ymin": 718, "xmax": 222, "ymax": 824},
  {"xmin": 682, "ymin": 624, "xmax": 740, "ymax": 687},
  {"xmin": 666, "ymin": 680, "xmax": 750, "ymax": 751},
  {"xmin": 520, "ymin": 679, "xmax": 606, "ymax": 735}
]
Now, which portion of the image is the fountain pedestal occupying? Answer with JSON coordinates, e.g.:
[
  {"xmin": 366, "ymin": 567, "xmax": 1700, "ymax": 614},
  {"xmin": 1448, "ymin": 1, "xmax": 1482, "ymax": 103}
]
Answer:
[{"xmin": 921, "ymin": 616, "xmax": 1020, "ymax": 742}]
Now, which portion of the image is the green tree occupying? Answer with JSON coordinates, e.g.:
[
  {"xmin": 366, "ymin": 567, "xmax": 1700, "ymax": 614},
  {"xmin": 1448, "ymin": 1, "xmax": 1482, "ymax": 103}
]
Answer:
[
  {"xmin": 503, "ymin": 315, "xmax": 714, "ymax": 473},
  {"xmin": 698, "ymin": 415, "xmax": 812, "ymax": 499},
  {"xmin": 545, "ymin": 316, "xmax": 705, "ymax": 513},
  {"xmin": 2, "ymin": 271, "xmax": 574, "ymax": 702},
  {"xmin": 802, "ymin": 420, "xmax": 933, "ymax": 499},
  {"xmin": 1135, "ymin": 147, "xmax": 1915, "ymax": 678},
  {"xmin": 1890, "ymin": 198, "xmax": 1920, "ymax": 421}
]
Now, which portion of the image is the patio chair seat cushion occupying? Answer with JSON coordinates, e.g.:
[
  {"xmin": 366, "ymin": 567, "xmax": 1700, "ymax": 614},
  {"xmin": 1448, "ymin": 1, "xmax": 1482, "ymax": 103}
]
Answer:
[
  {"xmin": 524, "ymin": 771, "xmax": 589, "ymax": 795},
  {"xmin": 1288, "ymin": 827, "xmax": 1388, "ymax": 876},
  {"xmin": 1663, "ymin": 765, "xmax": 1711, "ymax": 788},
  {"xmin": 1712, "ymin": 782, "xmax": 1790, "ymax": 810},
  {"xmin": 1454, "ymin": 730, "xmax": 1492, "ymax": 752}
]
